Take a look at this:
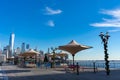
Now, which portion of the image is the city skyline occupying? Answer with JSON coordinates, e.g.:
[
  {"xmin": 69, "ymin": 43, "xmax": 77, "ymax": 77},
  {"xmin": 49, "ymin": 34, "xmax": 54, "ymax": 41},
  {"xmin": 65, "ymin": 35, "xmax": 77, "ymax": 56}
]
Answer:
[{"xmin": 0, "ymin": 0, "xmax": 120, "ymax": 60}]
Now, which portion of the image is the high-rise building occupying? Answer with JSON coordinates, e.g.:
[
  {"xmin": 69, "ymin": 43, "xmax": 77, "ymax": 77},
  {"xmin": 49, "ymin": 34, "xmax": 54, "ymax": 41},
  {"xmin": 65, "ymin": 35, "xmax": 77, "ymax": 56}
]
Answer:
[
  {"xmin": 26, "ymin": 44, "xmax": 30, "ymax": 50},
  {"xmin": 9, "ymin": 33, "xmax": 15, "ymax": 57},
  {"xmin": 21, "ymin": 43, "xmax": 25, "ymax": 53},
  {"xmin": 16, "ymin": 47, "xmax": 21, "ymax": 54},
  {"xmin": 3, "ymin": 45, "xmax": 10, "ymax": 59}
]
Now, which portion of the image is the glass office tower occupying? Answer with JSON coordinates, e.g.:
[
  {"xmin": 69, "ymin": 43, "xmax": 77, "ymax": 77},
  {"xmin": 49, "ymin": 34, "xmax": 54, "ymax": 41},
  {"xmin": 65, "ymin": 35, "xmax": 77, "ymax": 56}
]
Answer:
[{"xmin": 9, "ymin": 33, "xmax": 15, "ymax": 57}]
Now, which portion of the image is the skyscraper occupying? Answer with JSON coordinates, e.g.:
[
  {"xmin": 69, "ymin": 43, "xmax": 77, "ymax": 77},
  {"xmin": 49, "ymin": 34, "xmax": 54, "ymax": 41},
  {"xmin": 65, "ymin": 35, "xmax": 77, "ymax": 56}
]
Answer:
[
  {"xmin": 9, "ymin": 33, "xmax": 15, "ymax": 57},
  {"xmin": 16, "ymin": 47, "xmax": 21, "ymax": 54},
  {"xmin": 26, "ymin": 44, "xmax": 30, "ymax": 50},
  {"xmin": 21, "ymin": 42, "xmax": 25, "ymax": 53},
  {"xmin": 3, "ymin": 45, "xmax": 10, "ymax": 59}
]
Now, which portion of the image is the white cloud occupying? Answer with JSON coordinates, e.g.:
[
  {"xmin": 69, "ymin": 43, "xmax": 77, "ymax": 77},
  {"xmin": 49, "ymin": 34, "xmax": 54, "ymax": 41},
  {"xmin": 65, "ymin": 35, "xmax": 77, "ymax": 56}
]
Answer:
[
  {"xmin": 45, "ymin": 7, "xmax": 62, "ymax": 15},
  {"xmin": 108, "ymin": 29, "xmax": 120, "ymax": 32},
  {"xmin": 101, "ymin": 9, "xmax": 120, "ymax": 18},
  {"xmin": 90, "ymin": 9, "xmax": 120, "ymax": 27},
  {"xmin": 47, "ymin": 20, "xmax": 55, "ymax": 27}
]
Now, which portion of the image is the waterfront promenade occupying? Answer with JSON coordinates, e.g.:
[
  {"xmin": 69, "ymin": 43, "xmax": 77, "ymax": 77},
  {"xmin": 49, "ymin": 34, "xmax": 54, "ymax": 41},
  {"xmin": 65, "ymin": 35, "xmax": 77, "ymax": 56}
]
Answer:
[{"xmin": 1, "ymin": 64, "xmax": 120, "ymax": 80}]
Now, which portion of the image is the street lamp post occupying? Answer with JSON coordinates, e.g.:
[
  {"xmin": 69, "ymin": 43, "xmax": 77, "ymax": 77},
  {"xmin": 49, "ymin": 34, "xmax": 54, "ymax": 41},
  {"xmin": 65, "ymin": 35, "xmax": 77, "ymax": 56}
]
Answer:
[{"xmin": 99, "ymin": 32, "xmax": 110, "ymax": 75}]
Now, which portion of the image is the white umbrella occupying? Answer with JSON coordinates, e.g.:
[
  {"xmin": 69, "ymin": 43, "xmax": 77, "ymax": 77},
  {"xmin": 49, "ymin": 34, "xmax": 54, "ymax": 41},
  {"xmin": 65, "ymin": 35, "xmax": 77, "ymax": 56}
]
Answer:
[{"xmin": 59, "ymin": 40, "xmax": 92, "ymax": 65}]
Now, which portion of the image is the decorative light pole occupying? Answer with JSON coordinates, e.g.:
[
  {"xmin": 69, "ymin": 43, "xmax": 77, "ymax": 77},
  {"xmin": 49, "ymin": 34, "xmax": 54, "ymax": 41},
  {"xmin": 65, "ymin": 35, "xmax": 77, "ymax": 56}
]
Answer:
[
  {"xmin": 99, "ymin": 32, "xmax": 110, "ymax": 75},
  {"xmin": 51, "ymin": 47, "xmax": 57, "ymax": 68}
]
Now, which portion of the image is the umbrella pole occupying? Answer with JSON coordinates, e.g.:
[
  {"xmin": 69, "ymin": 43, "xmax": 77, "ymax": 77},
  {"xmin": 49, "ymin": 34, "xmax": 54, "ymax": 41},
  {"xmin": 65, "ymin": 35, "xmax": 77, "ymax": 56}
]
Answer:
[{"xmin": 72, "ymin": 54, "xmax": 75, "ymax": 66}]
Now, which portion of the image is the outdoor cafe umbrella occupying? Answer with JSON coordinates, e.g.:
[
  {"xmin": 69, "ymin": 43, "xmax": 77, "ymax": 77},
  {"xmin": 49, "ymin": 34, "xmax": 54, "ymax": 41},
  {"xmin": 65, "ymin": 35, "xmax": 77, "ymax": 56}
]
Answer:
[
  {"xmin": 58, "ymin": 40, "xmax": 92, "ymax": 66},
  {"xmin": 57, "ymin": 51, "xmax": 68, "ymax": 57},
  {"xmin": 57, "ymin": 51, "xmax": 68, "ymax": 64}
]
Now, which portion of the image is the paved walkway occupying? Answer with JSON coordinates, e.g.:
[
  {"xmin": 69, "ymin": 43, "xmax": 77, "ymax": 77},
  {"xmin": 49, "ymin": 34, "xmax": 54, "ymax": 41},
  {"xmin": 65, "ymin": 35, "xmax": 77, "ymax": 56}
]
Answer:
[
  {"xmin": 1, "ymin": 64, "xmax": 120, "ymax": 80},
  {"xmin": 0, "ymin": 66, "xmax": 3, "ymax": 80},
  {"xmin": 0, "ymin": 66, "xmax": 8, "ymax": 80}
]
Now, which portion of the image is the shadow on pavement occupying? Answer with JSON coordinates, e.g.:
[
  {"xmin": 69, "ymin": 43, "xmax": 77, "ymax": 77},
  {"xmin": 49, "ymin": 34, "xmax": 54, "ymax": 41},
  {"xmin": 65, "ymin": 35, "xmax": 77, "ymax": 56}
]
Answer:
[
  {"xmin": 7, "ymin": 73, "xmax": 79, "ymax": 80},
  {"xmin": 3, "ymin": 70, "xmax": 31, "ymax": 73},
  {"xmin": 6, "ymin": 69, "xmax": 120, "ymax": 80}
]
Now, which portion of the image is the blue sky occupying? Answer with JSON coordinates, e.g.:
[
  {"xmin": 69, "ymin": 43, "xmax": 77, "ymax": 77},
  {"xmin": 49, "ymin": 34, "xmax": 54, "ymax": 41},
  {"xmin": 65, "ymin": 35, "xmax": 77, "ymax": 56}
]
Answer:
[{"xmin": 0, "ymin": 0, "xmax": 120, "ymax": 60}]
